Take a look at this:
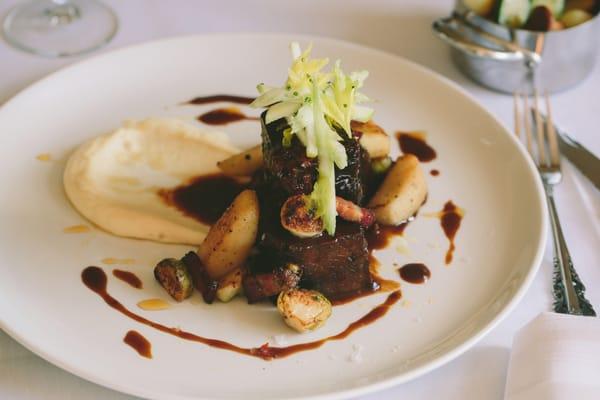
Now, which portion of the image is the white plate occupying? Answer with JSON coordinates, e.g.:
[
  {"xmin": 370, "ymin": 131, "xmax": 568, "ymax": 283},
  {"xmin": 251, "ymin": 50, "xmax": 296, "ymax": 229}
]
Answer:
[{"xmin": 0, "ymin": 34, "xmax": 546, "ymax": 400}]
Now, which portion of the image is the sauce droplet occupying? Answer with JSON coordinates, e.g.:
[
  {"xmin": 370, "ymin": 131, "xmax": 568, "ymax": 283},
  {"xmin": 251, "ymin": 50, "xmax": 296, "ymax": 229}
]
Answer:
[
  {"xmin": 102, "ymin": 258, "xmax": 136, "ymax": 265},
  {"xmin": 113, "ymin": 269, "xmax": 143, "ymax": 289},
  {"xmin": 396, "ymin": 132, "xmax": 437, "ymax": 162},
  {"xmin": 430, "ymin": 169, "xmax": 440, "ymax": 176},
  {"xmin": 399, "ymin": 263, "xmax": 431, "ymax": 284},
  {"xmin": 82, "ymin": 266, "xmax": 107, "ymax": 293},
  {"xmin": 124, "ymin": 330, "xmax": 152, "ymax": 359},
  {"xmin": 440, "ymin": 201, "xmax": 464, "ymax": 264},
  {"xmin": 81, "ymin": 266, "xmax": 401, "ymax": 360},
  {"xmin": 137, "ymin": 298, "xmax": 170, "ymax": 310},
  {"xmin": 198, "ymin": 107, "xmax": 259, "ymax": 125},
  {"xmin": 185, "ymin": 94, "xmax": 255, "ymax": 105},
  {"xmin": 36, "ymin": 153, "xmax": 52, "ymax": 162},
  {"xmin": 63, "ymin": 224, "xmax": 91, "ymax": 233},
  {"xmin": 158, "ymin": 173, "xmax": 247, "ymax": 225}
]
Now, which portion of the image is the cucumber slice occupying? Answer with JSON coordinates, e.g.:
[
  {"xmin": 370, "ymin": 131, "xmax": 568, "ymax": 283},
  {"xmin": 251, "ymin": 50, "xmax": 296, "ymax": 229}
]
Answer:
[
  {"xmin": 531, "ymin": 0, "xmax": 566, "ymax": 16},
  {"xmin": 498, "ymin": 0, "xmax": 532, "ymax": 28}
]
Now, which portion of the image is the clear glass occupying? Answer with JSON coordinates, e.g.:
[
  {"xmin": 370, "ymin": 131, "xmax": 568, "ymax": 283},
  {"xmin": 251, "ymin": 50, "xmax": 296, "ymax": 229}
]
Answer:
[{"xmin": 2, "ymin": 0, "xmax": 118, "ymax": 57}]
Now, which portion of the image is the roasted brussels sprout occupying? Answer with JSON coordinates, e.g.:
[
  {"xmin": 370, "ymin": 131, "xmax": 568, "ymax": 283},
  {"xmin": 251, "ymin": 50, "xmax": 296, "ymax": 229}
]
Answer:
[
  {"xmin": 277, "ymin": 289, "xmax": 332, "ymax": 333},
  {"xmin": 153, "ymin": 258, "xmax": 193, "ymax": 302},
  {"xmin": 281, "ymin": 194, "xmax": 375, "ymax": 237},
  {"xmin": 280, "ymin": 195, "xmax": 323, "ymax": 238}
]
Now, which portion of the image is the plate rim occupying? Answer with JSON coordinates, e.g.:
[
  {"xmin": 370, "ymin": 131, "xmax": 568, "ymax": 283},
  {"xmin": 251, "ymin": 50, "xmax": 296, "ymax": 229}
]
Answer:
[{"xmin": 0, "ymin": 32, "xmax": 548, "ymax": 400}]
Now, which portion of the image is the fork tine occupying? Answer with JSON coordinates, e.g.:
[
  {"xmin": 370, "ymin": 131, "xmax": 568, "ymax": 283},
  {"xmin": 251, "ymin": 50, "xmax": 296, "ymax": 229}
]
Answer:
[
  {"xmin": 544, "ymin": 91, "xmax": 560, "ymax": 166},
  {"xmin": 522, "ymin": 94, "xmax": 534, "ymax": 157},
  {"xmin": 533, "ymin": 89, "xmax": 547, "ymax": 167}
]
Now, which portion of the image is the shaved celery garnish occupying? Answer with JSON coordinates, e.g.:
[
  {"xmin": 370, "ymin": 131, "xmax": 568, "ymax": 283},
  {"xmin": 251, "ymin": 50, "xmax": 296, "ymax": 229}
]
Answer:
[
  {"xmin": 250, "ymin": 42, "xmax": 372, "ymax": 235},
  {"xmin": 309, "ymin": 79, "xmax": 346, "ymax": 234}
]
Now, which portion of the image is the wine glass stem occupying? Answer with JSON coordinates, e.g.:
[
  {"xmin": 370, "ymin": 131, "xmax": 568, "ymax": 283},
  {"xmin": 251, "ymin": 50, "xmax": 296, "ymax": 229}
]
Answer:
[{"xmin": 45, "ymin": 0, "xmax": 81, "ymax": 26}]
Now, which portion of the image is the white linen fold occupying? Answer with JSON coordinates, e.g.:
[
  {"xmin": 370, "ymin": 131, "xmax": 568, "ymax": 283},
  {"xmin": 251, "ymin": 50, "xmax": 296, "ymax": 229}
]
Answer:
[{"xmin": 505, "ymin": 312, "xmax": 600, "ymax": 400}]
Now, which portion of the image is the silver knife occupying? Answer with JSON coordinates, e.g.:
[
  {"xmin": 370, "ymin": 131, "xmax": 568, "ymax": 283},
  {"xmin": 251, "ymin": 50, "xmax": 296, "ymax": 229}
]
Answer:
[{"xmin": 535, "ymin": 111, "xmax": 600, "ymax": 191}]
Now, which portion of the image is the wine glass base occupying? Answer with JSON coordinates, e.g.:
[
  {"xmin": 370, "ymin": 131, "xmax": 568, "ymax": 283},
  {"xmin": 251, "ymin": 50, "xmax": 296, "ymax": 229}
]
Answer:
[{"xmin": 2, "ymin": 0, "xmax": 118, "ymax": 57}]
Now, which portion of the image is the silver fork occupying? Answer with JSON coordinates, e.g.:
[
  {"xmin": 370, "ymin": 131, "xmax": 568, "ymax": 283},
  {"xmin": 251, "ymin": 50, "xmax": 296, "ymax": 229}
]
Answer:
[{"xmin": 514, "ymin": 91, "xmax": 596, "ymax": 316}]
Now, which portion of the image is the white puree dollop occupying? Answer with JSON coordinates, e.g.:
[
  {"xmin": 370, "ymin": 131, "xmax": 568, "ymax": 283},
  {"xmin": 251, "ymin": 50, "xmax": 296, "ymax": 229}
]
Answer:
[{"xmin": 64, "ymin": 118, "xmax": 238, "ymax": 245}]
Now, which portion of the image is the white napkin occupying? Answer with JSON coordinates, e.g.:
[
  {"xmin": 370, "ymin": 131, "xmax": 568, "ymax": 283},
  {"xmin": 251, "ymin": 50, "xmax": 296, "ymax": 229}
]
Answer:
[{"xmin": 504, "ymin": 312, "xmax": 600, "ymax": 400}]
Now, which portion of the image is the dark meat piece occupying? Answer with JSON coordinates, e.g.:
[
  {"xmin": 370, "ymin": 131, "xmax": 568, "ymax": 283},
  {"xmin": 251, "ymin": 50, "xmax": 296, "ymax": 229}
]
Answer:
[
  {"xmin": 261, "ymin": 115, "xmax": 366, "ymax": 204},
  {"xmin": 258, "ymin": 220, "xmax": 376, "ymax": 301},
  {"xmin": 261, "ymin": 116, "xmax": 316, "ymax": 196},
  {"xmin": 181, "ymin": 251, "xmax": 218, "ymax": 304},
  {"xmin": 243, "ymin": 260, "xmax": 302, "ymax": 303},
  {"xmin": 253, "ymin": 114, "xmax": 376, "ymax": 302},
  {"xmin": 335, "ymin": 133, "xmax": 364, "ymax": 203}
]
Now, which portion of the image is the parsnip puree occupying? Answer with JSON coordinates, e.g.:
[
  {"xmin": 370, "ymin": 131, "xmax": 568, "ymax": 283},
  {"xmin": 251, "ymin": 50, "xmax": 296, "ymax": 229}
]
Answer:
[{"xmin": 64, "ymin": 118, "xmax": 238, "ymax": 244}]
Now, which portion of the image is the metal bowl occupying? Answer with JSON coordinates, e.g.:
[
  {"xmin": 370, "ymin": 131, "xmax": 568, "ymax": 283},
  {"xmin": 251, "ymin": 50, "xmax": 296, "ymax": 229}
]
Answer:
[{"xmin": 433, "ymin": 2, "xmax": 600, "ymax": 94}]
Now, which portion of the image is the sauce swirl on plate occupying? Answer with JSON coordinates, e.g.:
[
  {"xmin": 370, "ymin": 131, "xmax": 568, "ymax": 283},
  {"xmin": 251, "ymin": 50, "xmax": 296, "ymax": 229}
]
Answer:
[
  {"xmin": 159, "ymin": 174, "xmax": 247, "ymax": 225},
  {"xmin": 185, "ymin": 94, "xmax": 255, "ymax": 105},
  {"xmin": 198, "ymin": 107, "xmax": 259, "ymax": 125},
  {"xmin": 365, "ymin": 222, "xmax": 409, "ymax": 251},
  {"xmin": 82, "ymin": 266, "xmax": 401, "ymax": 360}
]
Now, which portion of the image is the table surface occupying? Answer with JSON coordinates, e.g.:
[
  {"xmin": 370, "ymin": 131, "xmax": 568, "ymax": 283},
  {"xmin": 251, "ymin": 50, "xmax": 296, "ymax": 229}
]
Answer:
[{"xmin": 1, "ymin": 0, "xmax": 599, "ymax": 399}]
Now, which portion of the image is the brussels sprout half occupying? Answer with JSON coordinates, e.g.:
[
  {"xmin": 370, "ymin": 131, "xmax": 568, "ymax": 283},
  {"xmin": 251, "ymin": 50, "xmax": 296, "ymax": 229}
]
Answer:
[{"xmin": 277, "ymin": 289, "xmax": 332, "ymax": 333}]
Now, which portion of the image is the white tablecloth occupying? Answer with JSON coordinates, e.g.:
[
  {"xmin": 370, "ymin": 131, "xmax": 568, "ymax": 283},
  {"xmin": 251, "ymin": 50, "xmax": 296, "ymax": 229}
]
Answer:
[{"xmin": 1, "ymin": 0, "xmax": 599, "ymax": 399}]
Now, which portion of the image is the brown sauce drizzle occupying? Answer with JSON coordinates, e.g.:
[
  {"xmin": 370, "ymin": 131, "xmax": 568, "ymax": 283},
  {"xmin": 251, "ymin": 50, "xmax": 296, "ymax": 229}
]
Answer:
[
  {"xmin": 112, "ymin": 269, "xmax": 142, "ymax": 289},
  {"xmin": 396, "ymin": 132, "xmax": 437, "ymax": 162},
  {"xmin": 124, "ymin": 330, "xmax": 152, "ymax": 358},
  {"xmin": 430, "ymin": 169, "xmax": 440, "ymax": 176},
  {"xmin": 158, "ymin": 173, "xmax": 247, "ymax": 225},
  {"xmin": 399, "ymin": 263, "xmax": 431, "ymax": 284},
  {"xmin": 366, "ymin": 222, "xmax": 409, "ymax": 251},
  {"xmin": 361, "ymin": 221, "xmax": 411, "ymax": 300},
  {"xmin": 185, "ymin": 94, "xmax": 255, "ymax": 105},
  {"xmin": 82, "ymin": 266, "xmax": 400, "ymax": 360},
  {"xmin": 369, "ymin": 254, "xmax": 401, "ymax": 292},
  {"xmin": 439, "ymin": 201, "xmax": 463, "ymax": 264},
  {"xmin": 330, "ymin": 254, "xmax": 398, "ymax": 306},
  {"xmin": 330, "ymin": 291, "xmax": 375, "ymax": 306},
  {"xmin": 255, "ymin": 290, "xmax": 401, "ymax": 359},
  {"xmin": 198, "ymin": 107, "xmax": 259, "ymax": 125}
]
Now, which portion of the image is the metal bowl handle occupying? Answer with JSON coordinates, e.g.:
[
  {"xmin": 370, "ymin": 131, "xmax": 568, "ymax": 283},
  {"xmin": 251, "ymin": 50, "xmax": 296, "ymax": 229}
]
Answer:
[{"xmin": 433, "ymin": 15, "xmax": 542, "ymax": 66}]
